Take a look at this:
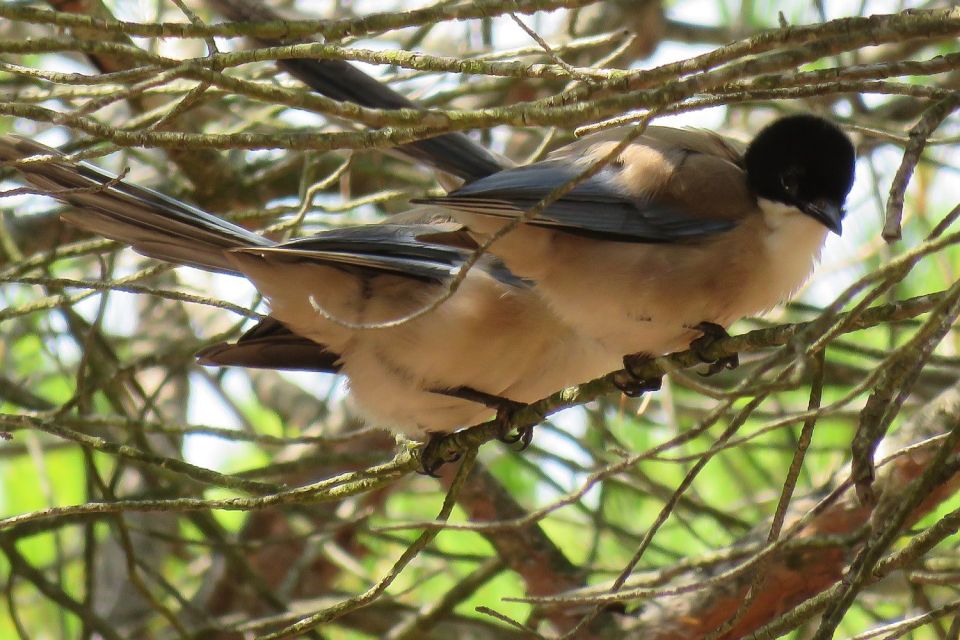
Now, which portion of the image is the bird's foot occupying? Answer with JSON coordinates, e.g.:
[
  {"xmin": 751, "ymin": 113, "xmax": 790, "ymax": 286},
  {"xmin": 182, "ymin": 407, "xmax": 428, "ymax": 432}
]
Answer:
[
  {"xmin": 690, "ymin": 322, "xmax": 739, "ymax": 376},
  {"xmin": 431, "ymin": 386, "xmax": 535, "ymax": 450},
  {"xmin": 467, "ymin": 390, "xmax": 533, "ymax": 449},
  {"xmin": 418, "ymin": 433, "xmax": 462, "ymax": 477},
  {"xmin": 494, "ymin": 400, "xmax": 535, "ymax": 450},
  {"xmin": 614, "ymin": 353, "xmax": 663, "ymax": 397}
]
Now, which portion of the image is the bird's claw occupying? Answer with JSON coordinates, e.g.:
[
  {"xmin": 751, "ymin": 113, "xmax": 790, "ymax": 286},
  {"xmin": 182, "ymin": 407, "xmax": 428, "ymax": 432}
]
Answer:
[
  {"xmin": 436, "ymin": 386, "xmax": 537, "ymax": 450},
  {"xmin": 421, "ymin": 387, "xmax": 538, "ymax": 469},
  {"xmin": 418, "ymin": 434, "xmax": 462, "ymax": 477},
  {"xmin": 493, "ymin": 399, "xmax": 535, "ymax": 450},
  {"xmin": 690, "ymin": 322, "xmax": 739, "ymax": 376},
  {"xmin": 614, "ymin": 353, "xmax": 663, "ymax": 397}
]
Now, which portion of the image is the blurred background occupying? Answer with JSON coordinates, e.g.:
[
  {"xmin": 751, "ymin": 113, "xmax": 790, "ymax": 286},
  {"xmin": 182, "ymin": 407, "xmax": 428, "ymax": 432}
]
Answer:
[{"xmin": 1, "ymin": 1, "xmax": 959, "ymax": 638}]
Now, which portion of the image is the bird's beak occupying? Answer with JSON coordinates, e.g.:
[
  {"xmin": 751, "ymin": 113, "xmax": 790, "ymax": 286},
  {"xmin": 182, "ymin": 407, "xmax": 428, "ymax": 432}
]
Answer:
[{"xmin": 802, "ymin": 199, "xmax": 843, "ymax": 235}]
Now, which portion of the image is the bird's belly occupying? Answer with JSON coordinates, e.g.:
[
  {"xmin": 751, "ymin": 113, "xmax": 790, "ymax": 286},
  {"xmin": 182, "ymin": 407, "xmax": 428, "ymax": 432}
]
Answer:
[
  {"xmin": 263, "ymin": 264, "xmax": 616, "ymax": 437},
  {"xmin": 538, "ymin": 217, "xmax": 826, "ymax": 359},
  {"xmin": 539, "ymin": 281, "xmax": 722, "ymax": 358},
  {"xmin": 342, "ymin": 358, "xmax": 496, "ymax": 436},
  {"xmin": 340, "ymin": 279, "xmax": 616, "ymax": 436}
]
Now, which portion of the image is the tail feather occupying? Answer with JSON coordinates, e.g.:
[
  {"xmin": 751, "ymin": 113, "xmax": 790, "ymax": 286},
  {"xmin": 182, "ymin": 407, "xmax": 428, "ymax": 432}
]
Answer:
[
  {"xmin": 196, "ymin": 317, "xmax": 342, "ymax": 372},
  {"xmin": 0, "ymin": 137, "xmax": 269, "ymax": 274},
  {"xmin": 276, "ymin": 59, "xmax": 509, "ymax": 182}
]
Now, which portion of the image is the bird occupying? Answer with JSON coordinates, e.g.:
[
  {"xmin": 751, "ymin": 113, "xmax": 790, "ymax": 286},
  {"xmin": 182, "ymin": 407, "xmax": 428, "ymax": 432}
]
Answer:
[
  {"xmin": 1, "ymin": 109, "xmax": 856, "ymax": 472},
  {"xmin": 0, "ymin": 138, "xmax": 617, "ymax": 468}
]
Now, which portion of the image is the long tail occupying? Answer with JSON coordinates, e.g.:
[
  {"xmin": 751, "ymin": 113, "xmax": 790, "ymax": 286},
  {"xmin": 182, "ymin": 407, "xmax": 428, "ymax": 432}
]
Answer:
[
  {"xmin": 0, "ymin": 137, "xmax": 269, "ymax": 274},
  {"xmin": 207, "ymin": 0, "xmax": 508, "ymax": 183}
]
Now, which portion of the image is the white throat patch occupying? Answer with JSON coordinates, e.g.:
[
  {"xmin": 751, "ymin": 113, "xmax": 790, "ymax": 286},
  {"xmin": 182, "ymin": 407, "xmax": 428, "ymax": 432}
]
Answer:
[
  {"xmin": 754, "ymin": 197, "xmax": 830, "ymax": 305},
  {"xmin": 757, "ymin": 197, "xmax": 805, "ymax": 229}
]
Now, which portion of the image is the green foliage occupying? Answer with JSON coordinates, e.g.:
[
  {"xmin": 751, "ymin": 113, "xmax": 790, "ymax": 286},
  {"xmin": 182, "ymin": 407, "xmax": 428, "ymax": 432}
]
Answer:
[{"xmin": 1, "ymin": 1, "xmax": 959, "ymax": 639}]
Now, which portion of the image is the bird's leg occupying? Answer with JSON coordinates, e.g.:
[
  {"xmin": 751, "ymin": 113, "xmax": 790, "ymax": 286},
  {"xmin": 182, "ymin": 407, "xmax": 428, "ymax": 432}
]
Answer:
[
  {"xmin": 615, "ymin": 353, "xmax": 663, "ymax": 397},
  {"xmin": 690, "ymin": 322, "xmax": 739, "ymax": 376},
  {"xmin": 432, "ymin": 386, "xmax": 534, "ymax": 449},
  {"xmin": 419, "ymin": 433, "xmax": 462, "ymax": 477}
]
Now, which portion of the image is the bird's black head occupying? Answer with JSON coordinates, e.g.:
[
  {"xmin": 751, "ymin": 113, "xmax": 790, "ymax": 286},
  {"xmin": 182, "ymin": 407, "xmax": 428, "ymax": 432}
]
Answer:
[{"xmin": 744, "ymin": 114, "xmax": 855, "ymax": 234}]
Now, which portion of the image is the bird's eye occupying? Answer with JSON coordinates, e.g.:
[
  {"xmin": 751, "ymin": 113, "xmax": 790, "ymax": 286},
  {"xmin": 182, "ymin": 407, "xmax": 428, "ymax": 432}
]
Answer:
[{"xmin": 780, "ymin": 168, "xmax": 802, "ymax": 197}]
